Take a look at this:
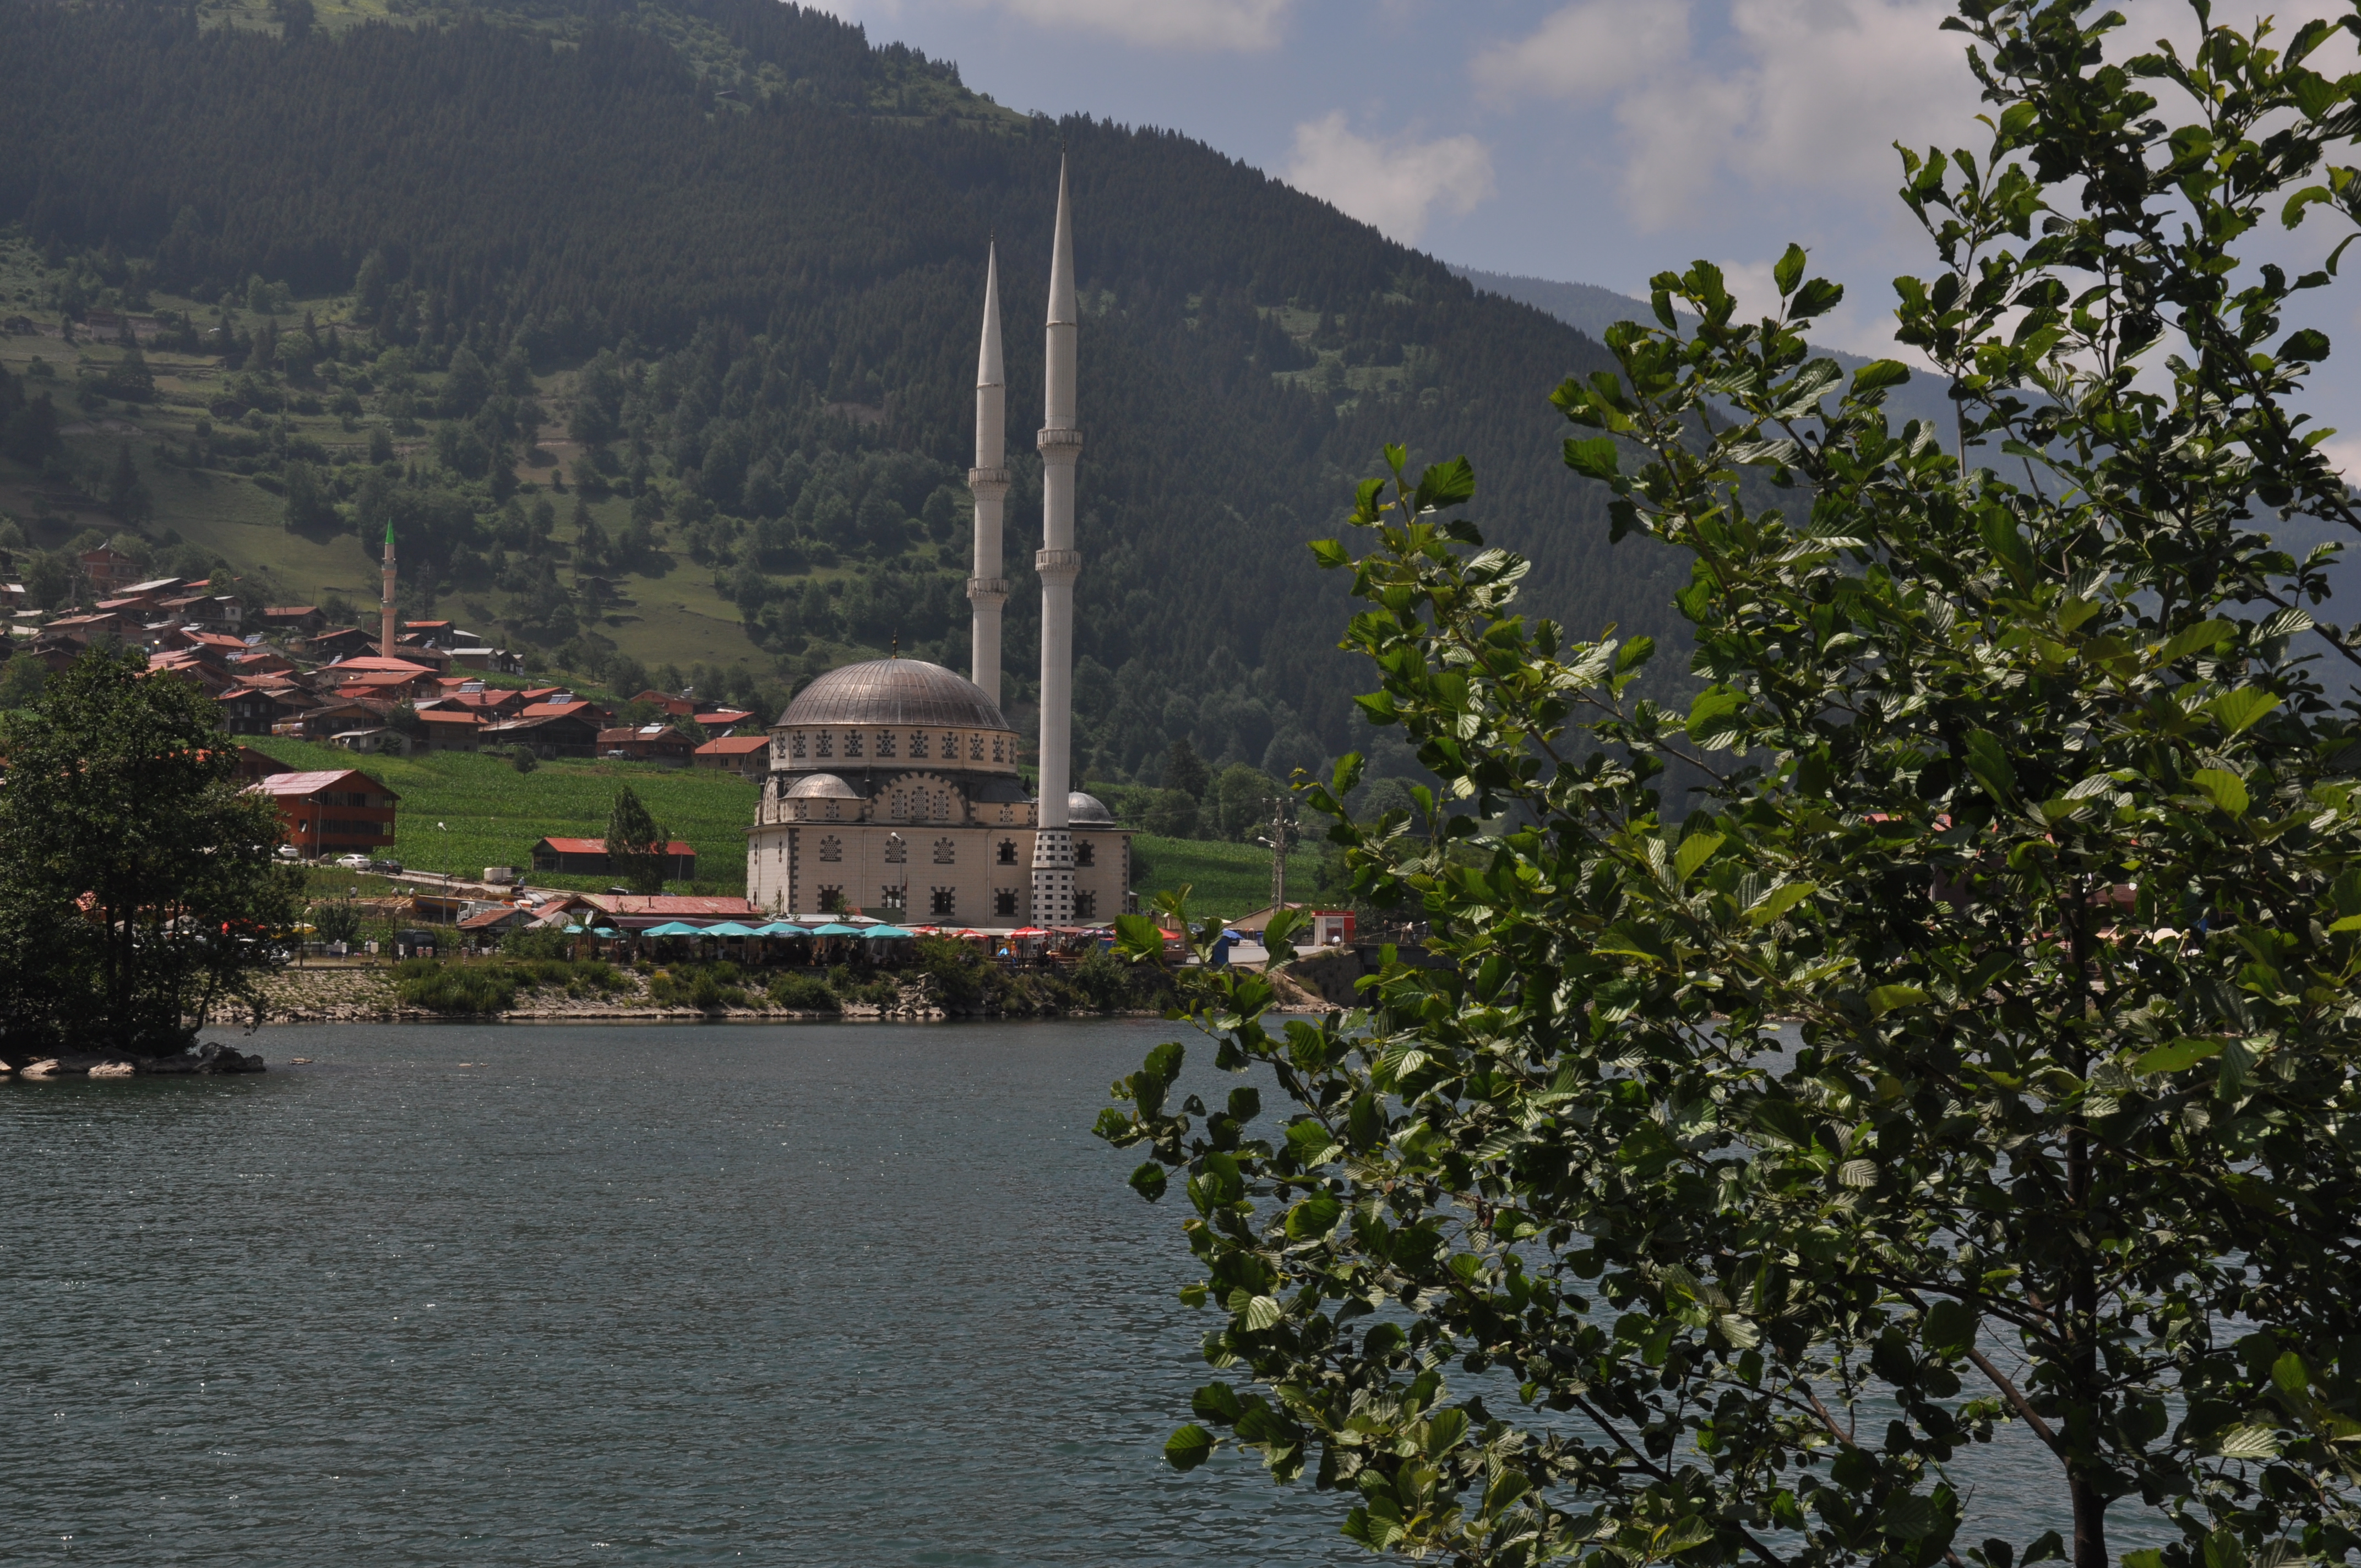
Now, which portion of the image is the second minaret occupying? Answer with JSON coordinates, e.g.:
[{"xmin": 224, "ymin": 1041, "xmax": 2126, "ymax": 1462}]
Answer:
[
  {"xmin": 1031, "ymin": 157, "xmax": 1081, "ymax": 925},
  {"xmin": 966, "ymin": 241, "xmax": 1009, "ymax": 708}
]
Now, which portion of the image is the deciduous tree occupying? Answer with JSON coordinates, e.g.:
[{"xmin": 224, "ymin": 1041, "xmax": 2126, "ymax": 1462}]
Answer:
[{"xmin": 1105, "ymin": 6, "xmax": 2361, "ymax": 1565}]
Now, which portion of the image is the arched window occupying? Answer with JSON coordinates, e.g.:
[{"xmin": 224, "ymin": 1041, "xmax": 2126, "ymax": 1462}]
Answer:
[
  {"xmin": 815, "ymin": 732, "xmax": 833, "ymax": 758},
  {"xmin": 845, "ymin": 732, "xmax": 864, "ymax": 758},
  {"xmin": 791, "ymin": 732, "xmax": 808, "ymax": 759},
  {"xmin": 1075, "ymin": 840, "xmax": 1096, "ymax": 867},
  {"xmin": 970, "ymin": 734, "xmax": 984, "ymax": 761},
  {"xmin": 818, "ymin": 835, "xmax": 842, "ymax": 863},
  {"xmin": 996, "ymin": 839, "xmax": 1018, "ymax": 865},
  {"xmin": 910, "ymin": 732, "xmax": 929, "ymax": 759},
  {"xmin": 933, "ymin": 837, "xmax": 956, "ymax": 864},
  {"xmin": 877, "ymin": 731, "xmax": 896, "ymax": 758}
]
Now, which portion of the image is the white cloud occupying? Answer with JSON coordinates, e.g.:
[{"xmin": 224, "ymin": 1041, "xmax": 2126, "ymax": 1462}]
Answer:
[
  {"xmin": 1284, "ymin": 112, "xmax": 1497, "ymax": 243},
  {"xmin": 980, "ymin": 0, "xmax": 1296, "ymax": 50},
  {"xmin": 1472, "ymin": 0, "xmax": 1690, "ymax": 101}
]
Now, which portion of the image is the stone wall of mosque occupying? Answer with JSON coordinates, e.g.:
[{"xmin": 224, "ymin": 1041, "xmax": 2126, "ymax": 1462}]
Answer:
[
  {"xmin": 746, "ymin": 822, "xmax": 1130, "ymax": 925},
  {"xmin": 772, "ymin": 725, "xmax": 1022, "ymax": 776}
]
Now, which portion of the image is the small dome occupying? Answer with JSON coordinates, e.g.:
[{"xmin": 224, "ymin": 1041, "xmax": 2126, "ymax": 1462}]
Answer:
[
  {"xmin": 784, "ymin": 772, "xmax": 862, "ymax": 800},
  {"xmin": 780, "ymin": 658, "xmax": 1011, "ymax": 731},
  {"xmin": 1068, "ymin": 791, "xmax": 1115, "ymax": 825}
]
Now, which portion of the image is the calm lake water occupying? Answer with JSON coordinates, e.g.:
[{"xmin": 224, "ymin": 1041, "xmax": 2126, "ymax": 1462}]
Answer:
[
  {"xmin": 3, "ymin": 1019, "xmax": 2088, "ymax": 1565},
  {"xmin": 1, "ymin": 1020, "xmax": 1359, "ymax": 1566}
]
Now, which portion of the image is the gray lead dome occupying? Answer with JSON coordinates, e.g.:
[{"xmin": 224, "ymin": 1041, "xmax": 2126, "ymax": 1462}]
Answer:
[
  {"xmin": 1067, "ymin": 792, "xmax": 1114, "ymax": 825},
  {"xmin": 777, "ymin": 658, "xmax": 1012, "ymax": 732}
]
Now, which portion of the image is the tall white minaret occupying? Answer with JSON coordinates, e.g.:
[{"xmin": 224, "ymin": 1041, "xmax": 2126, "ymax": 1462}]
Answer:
[
  {"xmin": 967, "ymin": 241, "xmax": 1009, "ymax": 708},
  {"xmin": 1032, "ymin": 157, "xmax": 1082, "ymax": 925},
  {"xmin": 379, "ymin": 521, "xmax": 397, "ymax": 659}
]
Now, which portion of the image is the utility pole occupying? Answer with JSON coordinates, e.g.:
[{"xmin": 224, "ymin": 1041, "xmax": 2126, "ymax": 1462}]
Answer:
[{"xmin": 1256, "ymin": 795, "xmax": 1296, "ymax": 916}]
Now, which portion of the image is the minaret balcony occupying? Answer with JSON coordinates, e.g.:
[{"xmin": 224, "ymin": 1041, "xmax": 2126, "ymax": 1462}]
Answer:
[
  {"xmin": 966, "ymin": 576, "xmax": 1009, "ymax": 602},
  {"xmin": 967, "ymin": 466, "xmax": 1011, "ymax": 487},
  {"xmin": 1035, "ymin": 549, "xmax": 1081, "ymax": 582},
  {"xmin": 1036, "ymin": 426, "xmax": 1084, "ymax": 454}
]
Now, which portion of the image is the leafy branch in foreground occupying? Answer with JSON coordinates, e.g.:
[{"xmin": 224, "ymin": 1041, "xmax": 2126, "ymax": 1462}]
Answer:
[{"xmin": 1101, "ymin": 5, "xmax": 2361, "ymax": 1567}]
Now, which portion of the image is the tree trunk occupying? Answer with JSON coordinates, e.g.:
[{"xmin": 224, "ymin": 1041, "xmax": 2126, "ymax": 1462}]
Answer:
[{"xmin": 2070, "ymin": 1469, "xmax": 2107, "ymax": 1568}]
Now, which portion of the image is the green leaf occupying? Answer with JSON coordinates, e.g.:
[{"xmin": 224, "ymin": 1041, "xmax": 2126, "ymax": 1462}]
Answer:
[
  {"xmin": 2155, "ymin": 618, "xmax": 2237, "ymax": 666},
  {"xmin": 1285, "ymin": 1194, "xmax": 1343, "ymax": 1240},
  {"xmin": 2134, "ymin": 1038, "xmax": 2224, "ymax": 1074},
  {"xmin": 1773, "ymin": 242, "xmax": 1808, "ymax": 297},
  {"xmin": 1191, "ymin": 1381, "xmax": 1243, "ymax": 1422},
  {"xmin": 1883, "ymin": 1493, "xmax": 1942, "ymax": 1540},
  {"xmin": 1686, "ymin": 685, "xmax": 1746, "ymax": 743},
  {"xmin": 2272, "ymin": 1351, "xmax": 2311, "ymax": 1396},
  {"xmin": 2215, "ymin": 1425, "xmax": 2281, "ymax": 1461},
  {"xmin": 1164, "ymin": 1423, "xmax": 1215, "ymax": 1470},
  {"xmin": 2190, "ymin": 769, "xmax": 2251, "ymax": 816},
  {"xmin": 1411, "ymin": 456, "xmax": 1476, "ymax": 513},
  {"xmin": 1849, "ymin": 359, "xmax": 1912, "ymax": 395},
  {"xmin": 1308, "ymin": 537, "xmax": 1350, "ymax": 569},
  {"xmin": 1868, "ymin": 984, "xmax": 1929, "ymax": 1016},
  {"xmin": 1242, "ymin": 1294, "xmax": 1285, "ymax": 1332},
  {"xmin": 1113, "ymin": 914, "xmax": 1166, "ymax": 961},
  {"xmin": 1564, "ymin": 436, "xmax": 1621, "ymax": 482},
  {"xmin": 1128, "ymin": 1161, "xmax": 1169, "ymax": 1202},
  {"xmin": 1673, "ymin": 831, "xmax": 1725, "ymax": 885},
  {"xmin": 1922, "ymin": 1297, "xmax": 1977, "ymax": 1355},
  {"xmin": 2209, "ymin": 688, "xmax": 2281, "ymax": 736},
  {"xmin": 1748, "ymin": 881, "xmax": 1818, "ymax": 925},
  {"xmin": 1962, "ymin": 730, "xmax": 2017, "ymax": 803}
]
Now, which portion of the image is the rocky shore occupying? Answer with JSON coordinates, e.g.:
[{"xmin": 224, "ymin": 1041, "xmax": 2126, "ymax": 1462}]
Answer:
[
  {"xmin": 3, "ymin": 1041, "xmax": 268, "ymax": 1080},
  {"xmin": 254, "ymin": 964, "xmax": 947, "ymax": 1024}
]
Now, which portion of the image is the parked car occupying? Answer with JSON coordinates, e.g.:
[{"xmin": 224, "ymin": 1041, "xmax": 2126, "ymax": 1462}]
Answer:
[
  {"xmin": 333, "ymin": 853, "xmax": 371, "ymax": 870},
  {"xmin": 369, "ymin": 858, "xmax": 403, "ymax": 874}
]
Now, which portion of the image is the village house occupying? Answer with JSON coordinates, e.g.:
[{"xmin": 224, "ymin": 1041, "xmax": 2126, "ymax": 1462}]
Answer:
[{"xmin": 246, "ymin": 767, "xmax": 399, "ymax": 858}]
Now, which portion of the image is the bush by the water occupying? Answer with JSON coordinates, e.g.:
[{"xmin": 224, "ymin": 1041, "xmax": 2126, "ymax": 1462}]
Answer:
[
  {"xmin": 391, "ymin": 954, "xmax": 626, "ymax": 1013},
  {"xmin": 648, "ymin": 961, "xmax": 752, "ymax": 1009},
  {"xmin": 766, "ymin": 972, "xmax": 838, "ymax": 1011}
]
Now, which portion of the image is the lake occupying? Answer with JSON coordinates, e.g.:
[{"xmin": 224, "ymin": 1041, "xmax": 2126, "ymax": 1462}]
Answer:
[
  {"xmin": 1, "ymin": 1020, "xmax": 1356, "ymax": 1566},
  {"xmin": 3, "ymin": 1019, "xmax": 2085, "ymax": 1565}
]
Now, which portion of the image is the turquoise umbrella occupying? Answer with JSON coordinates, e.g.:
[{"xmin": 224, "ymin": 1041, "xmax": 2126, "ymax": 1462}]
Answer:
[
  {"xmin": 755, "ymin": 922, "xmax": 812, "ymax": 937},
  {"xmin": 862, "ymin": 925, "xmax": 914, "ymax": 940},
  {"xmin": 809, "ymin": 922, "xmax": 864, "ymax": 937},
  {"xmin": 704, "ymin": 921, "xmax": 759, "ymax": 938},
  {"xmin": 643, "ymin": 921, "xmax": 700, "ymax": 937}
]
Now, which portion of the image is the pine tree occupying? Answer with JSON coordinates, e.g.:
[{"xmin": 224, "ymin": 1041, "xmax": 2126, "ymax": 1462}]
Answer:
[{"xmin": 606, "ymin": 785, "xmax": 666, "ymax": 895}]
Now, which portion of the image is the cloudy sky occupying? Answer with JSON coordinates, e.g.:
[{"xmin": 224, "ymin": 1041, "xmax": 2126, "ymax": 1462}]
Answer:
[{"xmin": 815, "ymin": 0, "xmax": 2361, "ymax": 458}]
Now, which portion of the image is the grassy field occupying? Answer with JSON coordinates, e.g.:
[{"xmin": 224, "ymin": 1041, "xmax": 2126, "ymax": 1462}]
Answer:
[
  {"xmin": 246, "ymin": 738, "xmax": 759, "ymax": 891},
  {"xmin": 241, "ymin": 739, "xmax": 1315, "ymax": 914},
  {"xmin": 1132, "ymin": 834, "xmax": 1325, "ymax": 921}
]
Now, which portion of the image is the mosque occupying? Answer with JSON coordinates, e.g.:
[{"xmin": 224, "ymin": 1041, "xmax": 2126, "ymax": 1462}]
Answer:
[{"xmin": 743, "ymin": 160, "xmax": 1131, "ymax": 924}]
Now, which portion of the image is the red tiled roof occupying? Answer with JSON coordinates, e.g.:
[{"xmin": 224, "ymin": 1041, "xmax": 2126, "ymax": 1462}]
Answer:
[
  {"xmin": 536, "ymin": 837, "xmax": 696, "ymax": 857},
  {"xmin": 416, "ymin": 709, "xmax": 482, "ymax": 726},
  {"xmin": 244, "ymin": 768, "xmax": 399, "ymax": 800},
  {"xmin": 695, "ymin": 736, "xmax": 769, "ymax": 755}
]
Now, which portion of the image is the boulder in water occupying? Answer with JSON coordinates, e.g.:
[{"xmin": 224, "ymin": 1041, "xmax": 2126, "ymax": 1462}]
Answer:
[
  {"xmin": 88, "ymin": 1061, "xmax": 136, "ymax": 1079},
  {"xmin": 19, "ymin": 1059, "xmax": 62, "ymax": 1079}
]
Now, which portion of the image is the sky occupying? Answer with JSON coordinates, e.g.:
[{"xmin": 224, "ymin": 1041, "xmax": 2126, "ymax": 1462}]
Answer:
[{"xmin": 812, "ymin": 0, "xmax": 2361, "ymax": 466}]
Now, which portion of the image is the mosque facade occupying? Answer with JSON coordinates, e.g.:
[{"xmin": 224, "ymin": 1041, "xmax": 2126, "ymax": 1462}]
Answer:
[{"xmin": 744, "ymin": 160, "xmax": 1130, "ymax": 923}]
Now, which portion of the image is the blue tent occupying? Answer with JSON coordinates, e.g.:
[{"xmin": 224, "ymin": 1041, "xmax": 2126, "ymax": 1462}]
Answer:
[
  {"xmin": 862, "ymin": 925, "xmax": 915, "ymax": 940},
  {"xmin": 704, "ymin": 921, "xmax": 759, "ymax": 938}
]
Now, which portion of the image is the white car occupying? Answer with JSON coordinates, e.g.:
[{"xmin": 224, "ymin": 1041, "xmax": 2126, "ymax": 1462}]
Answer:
[{"xmin": 333, "ymin": 853, "xmax": 372, "ymax": 870}]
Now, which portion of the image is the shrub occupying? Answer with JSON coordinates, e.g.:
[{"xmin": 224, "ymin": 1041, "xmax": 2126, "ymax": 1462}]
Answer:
[
  {"xmin": 392, "ymin": 959, "xmax": 516, "ymax": 1013},
  {"xmin": 765, "ymin": 971, "xmax": 837, "ymax": 1011}
]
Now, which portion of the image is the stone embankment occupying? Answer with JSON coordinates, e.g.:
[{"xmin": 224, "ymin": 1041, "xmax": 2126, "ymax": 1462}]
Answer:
[
  {"xmin": 3, "ymin": 1042, "xmax": 268, "ymax": 1080},
  {"xmin": 254, "ymin": 965, "xmax": 935, "ymax": 1023}
]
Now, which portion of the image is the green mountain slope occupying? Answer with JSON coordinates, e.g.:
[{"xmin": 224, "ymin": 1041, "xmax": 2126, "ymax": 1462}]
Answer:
[{"xmin": 0, "ymin": 0, "xmax": 1687, "ymax": 789}]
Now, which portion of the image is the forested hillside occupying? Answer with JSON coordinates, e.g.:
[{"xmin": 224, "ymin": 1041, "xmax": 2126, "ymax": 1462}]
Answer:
[{"xmin": 0, "ymin": 0, "xmax": 1687, "ymax": 787}]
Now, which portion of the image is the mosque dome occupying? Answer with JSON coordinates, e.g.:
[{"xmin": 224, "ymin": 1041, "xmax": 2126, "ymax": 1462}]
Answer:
[
  {"xmin": 778, "ymin": 658, "xmax": 1010, "ymax": 732},
  {"xmin": 782, "ymin": 772, "xmax": 862, "ymax": 800},
  {"xmin": 1067, "ymin": 791, "xmax": 1115, "ymax": 825}
]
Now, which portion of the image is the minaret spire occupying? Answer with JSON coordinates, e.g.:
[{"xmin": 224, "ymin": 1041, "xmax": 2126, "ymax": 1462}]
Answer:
[
  {"xmin": 379, "ymin": 520, "xmax": 397, "ymax": 660},
  {"xmin": 966, "ymin": 239, "xmax": 1010, "ymax": 708},
  {"xmin": 1032, "ymin": 155, "xmax": 1082, "ymax": 924}
]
